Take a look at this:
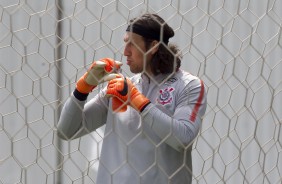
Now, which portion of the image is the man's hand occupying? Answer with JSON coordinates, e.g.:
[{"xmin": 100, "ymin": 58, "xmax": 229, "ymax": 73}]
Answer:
[
  {"xmin": 76, "ymin": 58, "xmax": 122, "ymax": 94},
  {"xmin": 106, "ymin": 76, "xmax": 150, "ymax": 112}
]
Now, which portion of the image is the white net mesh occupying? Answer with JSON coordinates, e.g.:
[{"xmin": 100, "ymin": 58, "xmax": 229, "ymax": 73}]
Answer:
[{"xmin": 0, "ymin": 0, "xmax": 282, "ymax": 183}]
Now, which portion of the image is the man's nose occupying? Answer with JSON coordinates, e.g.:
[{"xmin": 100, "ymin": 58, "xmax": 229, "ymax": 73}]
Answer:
[{"xmin": 123, "ymin": 46, "xmax": 130, "ymax": 56}]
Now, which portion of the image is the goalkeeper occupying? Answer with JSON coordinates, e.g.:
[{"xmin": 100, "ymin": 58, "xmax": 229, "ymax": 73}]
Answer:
[{"xmin": 58, "ymin": 13, "xmax": 207, "ymax": 184}]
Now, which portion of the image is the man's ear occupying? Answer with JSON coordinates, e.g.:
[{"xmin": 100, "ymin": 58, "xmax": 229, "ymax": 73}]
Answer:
[{"xmin": 150, "ymin": 40, "xmax": 159, "ymax": 55}]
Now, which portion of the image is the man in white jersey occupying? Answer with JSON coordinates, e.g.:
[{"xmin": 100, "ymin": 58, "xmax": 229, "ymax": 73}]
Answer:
[{"xmin": 57, "ymin": 13, "xmax": 207, "ymax": 184}]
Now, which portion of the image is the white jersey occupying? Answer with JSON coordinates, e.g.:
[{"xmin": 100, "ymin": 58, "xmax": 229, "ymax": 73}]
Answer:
[{"xmin": 57, "ymin": 69, "xmax": 207, "ymax": 184}]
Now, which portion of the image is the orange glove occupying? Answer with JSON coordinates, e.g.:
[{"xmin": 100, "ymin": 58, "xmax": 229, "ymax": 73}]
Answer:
[
  {"xmin": 112, "ymin": 97, "xmax": 128, "ymax": 112},
  {"xmin": 106, "ymin": 76, "xmax": 151, "ymax": 112},
  {"xmin": 76, "ymin": 58, "xmax": 122, "ymax": 94}
]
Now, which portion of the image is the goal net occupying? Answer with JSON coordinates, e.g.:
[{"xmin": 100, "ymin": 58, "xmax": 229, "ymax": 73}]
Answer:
[{"xmin": 0, "ymin": 0, "xmax": 281, "ymax": 183}]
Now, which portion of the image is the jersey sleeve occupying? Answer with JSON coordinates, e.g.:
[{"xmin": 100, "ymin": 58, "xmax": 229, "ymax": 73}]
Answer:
[
  {"xmin": 141, "ymin": 78, "xmax": 207, "ymax": 152},
  {"xmin": 57, "ymin": 88, "xmax": 109, "ymax": 140}
]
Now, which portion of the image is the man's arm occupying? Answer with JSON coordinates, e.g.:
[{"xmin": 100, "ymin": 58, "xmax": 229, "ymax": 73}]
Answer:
[
  {"xmin": 141, "ymin": 79, "xmax": 207, "ymax": 152},
  {"xmin": 57, "ymin": 89, "xmax": 109, "ymax": 140},
  {"xmin": 106, "ymin": 76, "xmax": 207, "ymax": 151},
  {"xmin": 57, "ymin": 58, "xmax": 122, "ymax": 140}
]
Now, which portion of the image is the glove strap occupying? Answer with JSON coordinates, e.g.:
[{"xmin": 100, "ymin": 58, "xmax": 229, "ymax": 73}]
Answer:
[
  {"xmin": 73, "ymin": 88, "xmax": 89, "ymax": 101},
  {"xmin": 139, "ymin": 101, "xmax": 151, "ymax": 112},
  {"xmin": 131, "ymin": 94, "xmax": 151, "ymax": 112},
  {"xmin": 76, "ymin": 74, "xmax": 96, "ymax": 94}
]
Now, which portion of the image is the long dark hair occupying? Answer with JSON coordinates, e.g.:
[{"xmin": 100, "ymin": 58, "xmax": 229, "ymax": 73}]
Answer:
[{"xmin": 128, "ymin": 13, "xmax": 182, "ymax": 75}]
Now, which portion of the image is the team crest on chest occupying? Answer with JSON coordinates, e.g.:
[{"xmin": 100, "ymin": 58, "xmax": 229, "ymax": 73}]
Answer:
[{"xmin": 157, "ymin": 87, "xmax": 175, "ymax": 105}]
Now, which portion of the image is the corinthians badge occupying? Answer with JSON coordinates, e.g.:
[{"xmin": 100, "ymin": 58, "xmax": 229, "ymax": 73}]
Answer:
[{"xmin": 157, "ymin": 87, "xmax": 175, "ymax": 105}]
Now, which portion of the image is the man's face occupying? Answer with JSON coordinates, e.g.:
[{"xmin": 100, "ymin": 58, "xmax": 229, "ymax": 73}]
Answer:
[{"xmin": 123, "ymin": 32, "xmax": 153, "ymax": 74}]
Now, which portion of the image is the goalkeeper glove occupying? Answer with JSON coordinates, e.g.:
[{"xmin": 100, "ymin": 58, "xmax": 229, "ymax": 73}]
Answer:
[
  {"xmin": 106, "ymin": 75, "xmax": 151, "ymax": 112},
  {"xmin": 76, "ymin": 58, "xmax": 122, "ymax": 94}
]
